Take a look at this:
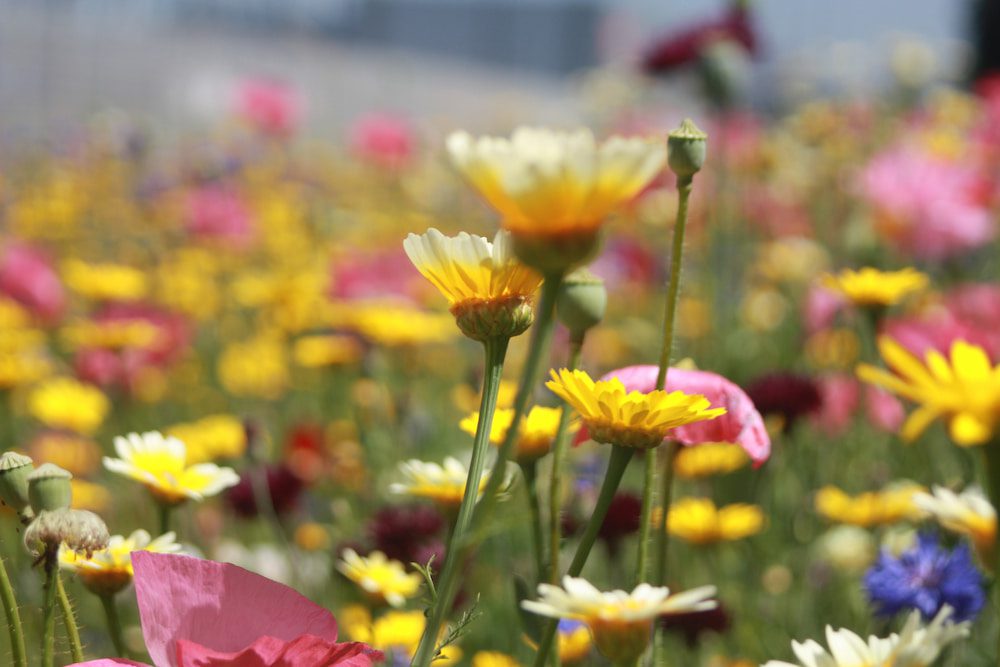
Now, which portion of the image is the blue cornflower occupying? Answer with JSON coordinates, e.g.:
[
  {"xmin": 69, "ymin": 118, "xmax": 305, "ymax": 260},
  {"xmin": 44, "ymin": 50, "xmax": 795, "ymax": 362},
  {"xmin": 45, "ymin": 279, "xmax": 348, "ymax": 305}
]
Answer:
[{"xmin": 864, "ymin": 532, "xmax": 985, "ymax": 622}]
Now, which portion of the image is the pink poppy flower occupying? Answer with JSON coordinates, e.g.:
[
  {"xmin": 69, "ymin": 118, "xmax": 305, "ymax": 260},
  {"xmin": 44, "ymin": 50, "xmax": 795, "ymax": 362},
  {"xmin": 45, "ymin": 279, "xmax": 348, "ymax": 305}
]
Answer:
[
  {"xmin": 349, "ymin": 112, "xmax": 415, "ymax": 170},
  {"xmin": 0, "ymin": 242, "xmax": 66, "ymax": 322},
  {"xmin": 233, "ymin": 78, "xmax": 303, "ymax": 138},
  {"xmin": 813, "ymin": 375, "xmax": 903, "ymax": 437},
  {"xmin": 597, "ymin": 365, "xmax": 771, "ymax": 465},
  {"xmin": 803, "ymin": 285, "xmax": 846, "ymax": 334},
  {"xmin": 882, "ymin": 312, "xmax": 996, "ymax": 362},
  {"xmin": 858, "ymin": 147, "xmax": 995, "ymax": 260},
  {"xmin": 71, "ymin": 551, "xmax": 380, "ymax": 667},
  {"xmin": 186, "ymin": 185, "xmax": 256, "ymax": 249}
]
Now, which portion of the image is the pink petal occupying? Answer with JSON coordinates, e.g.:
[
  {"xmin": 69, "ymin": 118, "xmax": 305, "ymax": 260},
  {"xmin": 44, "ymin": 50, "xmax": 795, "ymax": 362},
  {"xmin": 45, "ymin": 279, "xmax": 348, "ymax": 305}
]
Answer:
[
  {"xmin": 132, "ymin": 552, "xmax": 340, "ymax": 667},
  {"xmin": 600, "ymin": 365, "xmax": 771, "ymax": 465},
  {"xmin": 176, "ymin": 635, "xmax": 382, "ymax": 667},
  {"xmin": 68, "ymin": 661, "xmax": 151, "ymax": 666}
]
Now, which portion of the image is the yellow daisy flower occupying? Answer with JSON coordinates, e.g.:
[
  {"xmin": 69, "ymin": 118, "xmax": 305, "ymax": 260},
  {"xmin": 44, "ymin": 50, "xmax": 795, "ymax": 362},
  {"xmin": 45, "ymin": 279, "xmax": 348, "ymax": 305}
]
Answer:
[
  {"xmin": 63, "ymin": 259, "xmax": 147, "ymax": 302},
  {"xmin": 447, "ymin": 128, "xmax": 665, "ymax": 238},
  {"xmin": 665, "ymin": 497, "xmax": 765, "ymax": 545},
  {"xmin": 821, "ymin": 267, "xmax": 928, "ymax": 307},
  {"xmin": 341, "ymin": 606, "xmax": 461, "ymax": 665},
  {"xmin": 522, "ymin": 576, "xmax": 715, "ymax": 664},
  {"xmin": 546, "ymin": 369, "xmax": 725, "ymax": 450},
  {"xmin": 914, "ymin": 486, "xmax": 996, "ymax": 564},
  {"xmin": 344, "ymin": 301, "xmax": 457, "ymax": 347},
  {"xmin": 28, "ymin": 377, "xmax": 110, "ymax": 435},
  {"xmin": 59, "ymin": 529, "xmax": 181, "ymax": 596},
  {"xmin": 293, "ymin": 334, "xmax": 364, "ymax": 368},
  {"xmin": 166, "ymin": 414, "xmax": 247, "ymax": 464},
  {"xmin": 103, "ymin": 431, "xmax": 240, "ymax": 506},
  {"xmin": 336, "ymin": 549, "xmax": 422, "ymax": 608},
  {"xmin": 459, "ymin": 406, "xmax": 577, "ymax": 463},
  {"xmin": 217, "ymin": 335, "xmax": 289, "ymax": 400},
  {"xmin": 857, "ymin": 337, "xmax": 1000, "ymax": 446},
  {"xmin": 815, "ymin": 483, "xmax": 926, "ymax": 528},
  {"xmin": 389, "ymin": 457, "xmax": 512, "ymax": 509},
  {"xmin": 673, "ymin": 443, "xmax": 750, "ymax": 479}
]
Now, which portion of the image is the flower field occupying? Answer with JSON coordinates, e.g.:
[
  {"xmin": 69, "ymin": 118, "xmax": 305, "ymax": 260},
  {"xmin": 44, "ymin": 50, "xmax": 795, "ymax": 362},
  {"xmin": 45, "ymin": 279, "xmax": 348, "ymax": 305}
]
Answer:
[{"xmin": 0, "ymin": 26, "xmax": 999, "ymax": 667}]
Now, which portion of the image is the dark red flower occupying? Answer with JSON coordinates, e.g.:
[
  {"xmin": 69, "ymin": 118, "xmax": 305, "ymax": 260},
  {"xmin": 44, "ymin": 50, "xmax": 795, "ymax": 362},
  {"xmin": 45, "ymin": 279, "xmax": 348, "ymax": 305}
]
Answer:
[
  {"xmin": 597, "ymin": 492, "xmax": 642, "ymax": 557},
  {"xmin": 227, "ymin": 465, "xmax": 304, "ymax": 518},
  {"xmin": 369, "ymin": 504, "xmax": 444, "ymax": 564},
  {"xmin": 744, "ymin": 372, "xmax": 821, "ymax": 430},
  {"xmin": 658, "ymin": 601, "xmax": 730, "ymax": 647},
  {"xmin": 641, "ymin": 5, "xmax": 757, "ymax": 74}
]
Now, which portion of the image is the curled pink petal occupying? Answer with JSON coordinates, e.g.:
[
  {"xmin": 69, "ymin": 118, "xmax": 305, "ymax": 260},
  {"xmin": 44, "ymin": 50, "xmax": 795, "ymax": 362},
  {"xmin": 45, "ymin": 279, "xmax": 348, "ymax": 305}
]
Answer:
[
  {"xmin": 176, "ymin": 635, "xmax": 382, "ymax": 667},
  {"xmin": 132, "ymin": 552, "xmax": 341, "ymax": 667},
  {"xmin": 600, "ymin": 365, "xmax": 771, "ymax": 465},
  {"xmin": 69, "ymin": 661, "xmax": 151, "ymax": 666}
]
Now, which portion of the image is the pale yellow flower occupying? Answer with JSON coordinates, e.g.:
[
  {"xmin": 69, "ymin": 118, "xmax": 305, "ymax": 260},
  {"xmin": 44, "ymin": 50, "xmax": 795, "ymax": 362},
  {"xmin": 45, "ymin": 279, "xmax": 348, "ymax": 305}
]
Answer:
[
  {"xmin": 665, "ymin": 497, "xmax": 764, "ymax": 544},
  {"xmin": 60, "ymin": 529, "xmax": 181, "ymax": 595},
  {"xmin": 28, "ymin": 377, "xmax": 109, "ymax": 435},
  {"xmin": 815, "ymin": 482, "xmax": 926, "ymax": 528},
  {"xmin": 337, "ymin": 549, "xmax": 422, "ymax": 608},
  {"xmin": 821, "ymin": 267, "xmax": 928, "ymax": 307}
]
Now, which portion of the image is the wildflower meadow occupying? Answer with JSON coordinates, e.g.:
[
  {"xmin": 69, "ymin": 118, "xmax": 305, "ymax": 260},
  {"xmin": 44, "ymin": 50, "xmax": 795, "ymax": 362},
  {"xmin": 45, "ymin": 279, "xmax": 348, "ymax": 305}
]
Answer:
[{"xmin": 0, "ymin": 3, "xmax": 999, "ymax": 667}]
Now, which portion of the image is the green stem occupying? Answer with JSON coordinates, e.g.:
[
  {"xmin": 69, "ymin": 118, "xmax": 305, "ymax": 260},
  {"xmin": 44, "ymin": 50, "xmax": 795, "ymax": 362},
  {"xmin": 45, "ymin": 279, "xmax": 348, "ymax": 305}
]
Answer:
[
  {"xmin": 653, "ymin": 441, "xmax": 678, "ymax": 585},
  {"xmin": 981, "ymin": 445, "xmax": 1000, "ymax": 666},
  {"xmin": 41, "ymin": 549, "xmax": 58, "ymax": 667},
  {"xmin": 548, "ymin": 335, "xmax": 584, "ymax": 586},
  {"xmin": 100, "ymin": 594, "xmax": 126, "ymax": 658},
  {"xmin": 521, "ymin": 461, "xmax": 546, "ymax": 584},
  {"xmin": 0, "ymin": 553, "xmax": 26, "ymax": 667},
  {"xmin": 531, "ymin": 446, "xmax": 636, "ymax": 667},
  {"xmin": 411, "ymin": 335, "xmax": 510, "ymax": 667},
  {"xmin": 56, "ymin": 574, "xmax": 83, "ymax": 663},
  {"xmin": 157, "ymin": 502, "xmax": 171, "ymax": 537}
]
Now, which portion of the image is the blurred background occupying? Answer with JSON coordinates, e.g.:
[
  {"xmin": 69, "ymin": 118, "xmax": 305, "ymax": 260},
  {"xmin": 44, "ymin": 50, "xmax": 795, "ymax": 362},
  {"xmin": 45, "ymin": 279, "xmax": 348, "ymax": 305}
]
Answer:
[{"xmin": 0, "ymin": 0, "xmax": 981, "ymax": 141}]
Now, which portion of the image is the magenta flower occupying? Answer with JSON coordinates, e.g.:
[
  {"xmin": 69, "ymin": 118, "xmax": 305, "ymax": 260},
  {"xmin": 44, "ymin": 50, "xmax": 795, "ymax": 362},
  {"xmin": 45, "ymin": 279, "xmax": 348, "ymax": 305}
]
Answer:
[
  {"xmin": 858, "ymin": 147, "xmax": 995, "ymax": 261},
  {"xmin": 233, "ymin": 78, "xmax": 303, "ymax": 138},
  {"xmin": 71, "ymin": 552, "xmax": 381, "ymax": 667},
  {"xmin": 186, "ymin": 185, "xmax": 256, "ymax": 249},
  {"xmin": 598, "ymin": 365, "xmax": 770, "ymax": 465},
  {"xmin": 0, "ymin": 242, "xmax": 66, "ymax": 322},
  {"xmin": 812, "ymin": 374, "xmax": 903, "ymax": 437},
  {"xmin": 348, "ymin": 112, "xmax": 416, "ymax": 170}
]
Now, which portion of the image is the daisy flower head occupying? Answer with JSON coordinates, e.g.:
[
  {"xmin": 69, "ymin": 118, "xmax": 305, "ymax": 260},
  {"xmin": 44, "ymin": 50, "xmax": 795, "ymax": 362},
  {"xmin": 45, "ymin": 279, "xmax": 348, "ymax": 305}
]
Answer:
[
  {"xmin": 59, "ymin": 529, "xmax": 181, "ymax": 596},
  {"xmin": 857, "ymin": 337, "xmax": 1000, "ymax": 446},
  {"xmin": 763, "ymin": 606, "xmax": 970, "ymax": 667},
  {"xmin": 388, "ymin": 457, "xmax": 514, "ymax": 510},
  {"xmin": 103, "ymin": 431, "xmax": 240, "ymax": 506},
  {"xmin": 546, "ymin": 369, "xmax": 726, "ymax": 450},
  {"xmin": 913, "ymin": 486, "xmax": 996, "ymax": 564},
  {"xmin": 522, "ymin": 576, "xmax": 716, "ymax": 664},
  {"xmin": 459, "ymin": 406, "xmax": 577, "ymax": 463},
  {"xmin": 815, "ymin": 482, "xmax": 926, "ymax": 528},
  {"xmin": 665, "ymin": 497, "xmax": 765, "ymax": 545},
  {"xmin": 821, "ymin": 267, "xmax": 929, "ymax": 308},
  {"xmin": 403, "ymin": 228, "xmax": 542, "ymax": 341},
  {"xmin": 28, "ymin": 377, "xmax": 110, "ymax": 435},
  {"xmin": 447, "ymin": 127, "xmax": 665, "ymax": 274},
  {"xmin": 336, "ymin": 549, "xmax": 422, "ymax": 608}
]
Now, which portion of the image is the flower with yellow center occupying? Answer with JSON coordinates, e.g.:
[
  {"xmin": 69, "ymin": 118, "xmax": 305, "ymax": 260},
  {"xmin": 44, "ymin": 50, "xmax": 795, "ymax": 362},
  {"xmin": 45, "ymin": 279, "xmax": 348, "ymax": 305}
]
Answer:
[
  {"xmin": 763, "ymin": 606, "xmax": 970, "ymax": 667},
  {"xmin": 459, "ymin": 406, "xmax": 578, "ymax": 463},
  {"xmin": 59, "ymin": 529, "xmax": 181, "ymax": 596},
  {"xmin": 60, "ymin": 319, "xmax": 160, "ymax": 350},
  {"xmin": 62, "ymin": 259, "xmax": 148, "ymax": 302},
  {"xmin": 546, "ymin": 369, "xmax": 725, "ymax": 450},
  {"xmin": 914, "ymin": 486, "xmax": 996, "ymax": 565},
  {"xmin": 389, "ymin": 457, "xmax": 513, "ymax": 509},
  {"xmin": 166, "ymin": 414, "xmax": 247, "ymax": 464},
  {"xmin": 28, "ymin": 377, "xmax": 110, "ymax": 435},
  {"xmin": 342, "ymin": 301, "xmax": 457, "ymax": 347},
  {"xmin": 522, "ymin": 576, "xmax": 716, "ymax": 664},
  {"xmin": 857, "ymin": 337, "xmax": 1000, "ymax": 446},
  {"xmin": 340, "ymin": 605, "xmax": 461, "ymax": 664},
  {"xmin": 821, "ymin": 267, "xmax": 928, "ymax": 307},
  {"xmin": 815, "ymin": 482, "xmax": 926, "ymax": 528},
  {"xmin": 665, "ymin": 497, "xmax": 765, "ymax": 545},
  {"xmin": 673, "ymin": 443, "xmax": 750, "ymax": 479},
  {"xmin": 217, "ymin": 334, "xmax": 289, "ymax": 400},
  {"xmin": 293, "ymin": 334, "xmax": 364, "ymax": 368},
  {"xmin": 447, "ymin": 127, "xmax": 665, "ymax": 272},
  {"xmin": 403, "ymin": 228, "xmax": 543, "ymax": 340},
  {"xmin": 103, "ymin": 431, "xmax": 240, "ymax": 506},
  {"xmin": 336, "ymin": 549, "xmax": 422, "ymax": 608}
]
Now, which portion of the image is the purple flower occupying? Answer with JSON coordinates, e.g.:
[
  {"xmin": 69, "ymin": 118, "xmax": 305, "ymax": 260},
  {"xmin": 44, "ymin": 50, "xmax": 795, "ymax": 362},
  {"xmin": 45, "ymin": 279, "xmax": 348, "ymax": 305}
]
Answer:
[{"xmin": 864, "ymin": 533, "xmax": 985, "ymax": 622}]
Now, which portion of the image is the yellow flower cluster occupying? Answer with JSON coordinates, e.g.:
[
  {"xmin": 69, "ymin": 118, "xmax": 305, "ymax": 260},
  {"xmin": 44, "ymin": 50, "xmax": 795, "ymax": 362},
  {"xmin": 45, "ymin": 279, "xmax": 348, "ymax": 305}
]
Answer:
[{"xmin": 814, "ymin": 482, "xmax": 926, "ymax": 527}]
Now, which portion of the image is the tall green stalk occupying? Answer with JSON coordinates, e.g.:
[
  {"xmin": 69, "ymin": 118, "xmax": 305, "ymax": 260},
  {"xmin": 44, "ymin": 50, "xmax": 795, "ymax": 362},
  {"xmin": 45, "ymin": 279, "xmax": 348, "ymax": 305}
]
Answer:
[
  {"xmin": 56, "ymin": 574, "xmax": 83, "ymax": 663},
  {"xmin": 531, "ymin": 446, "xmax": 636, "ymax": 667},
  {"xmin": 41, "ymin": 550, "xmax": 59, "ymax": 667},
  {"xmin": 521, "ymin": 461, "xmax": 546, "ymax": 583},
  {"xmin": 411, "ymin": 335, "xmax": 510, "ymax": 667},
  {"xmin": 548, "ymin": 335, "xmax": 584, "ymax": 587},
  {"xmin": 101, "ymin": 593, "xmax": 126, "ymax": 658},
  {"xmin": 0, "ymin": 553, "xmax": 26, "ymax": 667}
]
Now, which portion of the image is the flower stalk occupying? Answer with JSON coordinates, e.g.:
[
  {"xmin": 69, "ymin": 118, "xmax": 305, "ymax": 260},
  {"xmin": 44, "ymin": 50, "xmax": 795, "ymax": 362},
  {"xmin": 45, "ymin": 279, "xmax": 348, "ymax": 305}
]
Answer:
[
  {"xmin": 531, "ymin": 445, "xmax": 636, "ymax": 667},
  {"xmin": 100, "ymin": 593, "xmax": 127, "ymax": 657},
  {"xmin": 521, "ymin": 461, "xmax": 546, "ymax": 584},
  {"xmin": 549, "ymin": 334, "xmax": 585, "ymax": 586},
  {"xmin": 411, "ymin": 334, "xmax": 510, "ymax": 667},
  {"xmin": 41, "ymin": 548, "xmax": 59, "ymax": 667},
  {"xmin": 56, "ymin": 573, "xmax": 83, "ymax": 663},
  {"xmin": 0, "ymin": 553, "xmax": 26, "ymax": 667}
]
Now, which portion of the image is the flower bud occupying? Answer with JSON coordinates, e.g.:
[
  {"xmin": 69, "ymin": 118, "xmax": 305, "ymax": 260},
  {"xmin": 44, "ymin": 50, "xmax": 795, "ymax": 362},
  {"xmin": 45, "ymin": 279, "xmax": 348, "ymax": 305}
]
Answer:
[
  {"xmin": 452, "ymin": 294, "xmax": 534, "ymax": 342},
  {"xmin": 511, "ymin": 230, "xmax": 603, "ymax": 278},
  {"xmin": 590, "ymin": 619, "xmax": 653, "ymax": 665},
  {"xmin": 0, "ymin": 452, "xmax": 34, "ymax": 514},
  {"xmin": 668, "ymin": 119, "xmax": 708, "ymax": 180},
  {"xmin": 24, "ymin": 508, "xmax": 109, "ymax": 557},
  {"xmin": 27, "ymin": 463, "xmax": 72, "ymax": 513},
  {"xmin": 557, "ymin": 269, "xmax": 607, "ymax": 338}
]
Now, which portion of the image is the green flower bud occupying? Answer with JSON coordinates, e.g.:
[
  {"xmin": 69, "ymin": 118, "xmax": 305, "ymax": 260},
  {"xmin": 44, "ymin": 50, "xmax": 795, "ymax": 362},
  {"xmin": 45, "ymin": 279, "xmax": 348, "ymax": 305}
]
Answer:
[
  {"xmin": 27, "ymin": 463, "xmax": 72, "ymax": 513},
  {"xmin": 0, "ymin": 452, "xmax": 34, "ymax": 514},
  {"xmin": 667, "ymin": 119, "xmax": 708, "ymax": 180},
  {"xmin": 452, "ymin": 294, "xmax": 534, "ymax": 342},
  {"xmin": 24, "ymin": 509, "xmax": 109, "ymax": 557},
  {"xmin": 510, "ymin": 229, "xmax": 603, "ymax": 278},
  {"xmin": 557, "ymin": 269, "xmax": 607, "ymax": 338}
]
